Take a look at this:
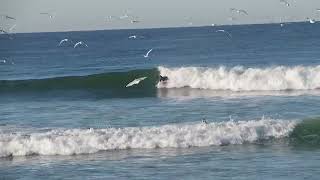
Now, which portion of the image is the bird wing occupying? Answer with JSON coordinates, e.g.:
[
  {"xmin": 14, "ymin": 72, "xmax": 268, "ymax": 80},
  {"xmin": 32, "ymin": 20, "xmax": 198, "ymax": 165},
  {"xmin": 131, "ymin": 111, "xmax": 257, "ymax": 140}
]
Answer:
[
  {"xmin": 6, "ymin": 16, "xmax": 15, "ymax": 20},
  {"xmin": 230, "ymin": 8, "xmax": 237, "ymax": 12},
  {"xmin": 74, "ymin": 42, "xmax": 81, "ymax": 48},
  {"xmin": 216, "ymin": 30, "xmax": 232, "ymax": 38},
  {"xmin": 137, "ymin": 77, "xmax": 147, "ymax": 81},
  {"xmin": 239, "ymin": 10, "xmax": 248, "ymax": 15},
  {"xmin": 59, "ymin": 39, "xmax": 68, "ymax": 46},
  {"xmin": 146, "ymin": 49, "xmax": 153, "ymax": 56},
  {"xmin": 126, "ymin": 77, "xmax": 147, "ymax": 87},
  {"xmin": 0, "ymin": 15, "xmax": 15, "ymax": 20}
]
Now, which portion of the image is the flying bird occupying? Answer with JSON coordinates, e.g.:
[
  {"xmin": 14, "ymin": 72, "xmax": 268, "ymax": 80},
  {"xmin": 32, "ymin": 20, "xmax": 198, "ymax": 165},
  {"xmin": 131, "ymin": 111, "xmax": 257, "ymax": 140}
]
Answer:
[
  {"xmin": 307, "ymin": 18, "xmax": 316, "ymax": 24},
  {"xmin": 143, "ymin": 49, "xmax": 153, "ymax": 58},
  {"xmin": 119, "ymin": 14, "xmax": 129, "ymax": 19},
  {"xmin": 0, "ymin": 14, "xmax": 16, "ymax": 20},
  {"xmin": 216, "ymin": 30, "xmax": 232, "ymax": 39},
  {"xmin": 280, "ymin": 0, "xmax": 290, "ymax": 7},
  {"xmin": 128, "ymin": 35, "xmax": 137, "ymax": 39},
  {"xmin": 131, "ymin": 20, "xmax": 140, "ymax": 23},
  {"xmin": 58, "ymin": 39, "xmax": 70, "ymax": 46},
  {"xmin": 126, "ymin": 77, "xmax": 147, "ymax": 87},
  {"xmin": 230, "ymin": 8, "xmax": 248, "ymax": 15},
  {"xmin": 74, "ymin": 41, "xmax": 88, "ymax": 48}
]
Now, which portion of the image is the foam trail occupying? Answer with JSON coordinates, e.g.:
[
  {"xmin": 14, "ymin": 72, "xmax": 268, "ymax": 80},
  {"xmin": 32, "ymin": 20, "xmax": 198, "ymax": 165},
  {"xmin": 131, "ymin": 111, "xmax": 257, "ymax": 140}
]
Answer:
[
  {"xmin": 0, "ymin": 119, "xmax": 296, "ymax": 157},
  {"xmin": 157, "ymin": 66, "xmax": 320, "ymax": 91}
]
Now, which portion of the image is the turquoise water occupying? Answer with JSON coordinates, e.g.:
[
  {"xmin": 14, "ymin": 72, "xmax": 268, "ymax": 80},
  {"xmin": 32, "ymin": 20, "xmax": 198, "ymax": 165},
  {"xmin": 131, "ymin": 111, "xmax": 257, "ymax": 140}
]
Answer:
[{"xmin": 1, "ymin": 22, "xmax": 320, "ymax": 179}]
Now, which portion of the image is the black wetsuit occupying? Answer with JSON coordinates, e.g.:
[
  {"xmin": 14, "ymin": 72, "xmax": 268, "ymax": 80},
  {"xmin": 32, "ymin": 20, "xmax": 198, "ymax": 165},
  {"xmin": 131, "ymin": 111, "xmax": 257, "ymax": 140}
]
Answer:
[{"xmin": 159, "ymin": 75, "xmax": 169, "ymax": 82}]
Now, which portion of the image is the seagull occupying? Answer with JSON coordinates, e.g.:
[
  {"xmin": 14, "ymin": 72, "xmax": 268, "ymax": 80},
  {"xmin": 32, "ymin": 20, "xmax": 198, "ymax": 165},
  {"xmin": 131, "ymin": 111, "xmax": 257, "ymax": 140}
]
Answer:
[
  {"xmin": 230, "ymin": 8, "xmax": 248, "ymax": 15},
  {"xmin": 143, "ymin": 49, "xmax": 153, "ymax": 58},
  {"xmin": 119, "ymin": 14, "xmax": 129, "ymax": 19},
  {"xmin": 280, "ymin": 0, "xmax": 290, "ymax": 7},
  {"xmin": 0, "ymin": 15, "xmax": 16, "ymax": 20},
  {"xmin": 40, "ymin": 13, "xmax": 55, "ymax": 19},
  {"xmin": 131, "ymin": 20, "xmax": 140, "ymax": 23},
  {"xmin": 126, "ymin": 77, "xmax": 147, "ymax": 87},
  {"xmin": 128, "ymin": 35, "xmax": 137, "ymax": 39},
  {"xmin": 74, "ymin": 41, "xmax": 88, "ymax": 48},
  {"xmin": 307, "ymin": 18, "xmax": 316, "ymax": 24},
  {"xmin": 58, "ymin": 39, "xmax": 70, "ymax": 46},
  {"xmin": 216, "ymin": 30, "xmax": 232, "ymax": 39}
]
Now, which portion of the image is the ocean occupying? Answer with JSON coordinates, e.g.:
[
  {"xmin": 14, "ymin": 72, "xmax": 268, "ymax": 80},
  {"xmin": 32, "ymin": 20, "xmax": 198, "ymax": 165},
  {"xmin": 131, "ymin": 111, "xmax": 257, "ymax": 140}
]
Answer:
[{"xmin": 1, "ymin": 22, "xmax": 320, "ymax": 179}]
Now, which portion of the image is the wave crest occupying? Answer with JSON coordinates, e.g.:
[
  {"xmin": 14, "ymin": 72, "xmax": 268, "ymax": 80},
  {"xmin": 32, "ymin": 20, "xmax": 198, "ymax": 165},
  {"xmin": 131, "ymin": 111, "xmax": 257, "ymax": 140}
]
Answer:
[
  {"xmin": 157, "ymin": 66, "xmax": 320, "ymax": 91},
  {"xmin": 0, "ymin": 119, "xmax": 296, "ymax": 157}
]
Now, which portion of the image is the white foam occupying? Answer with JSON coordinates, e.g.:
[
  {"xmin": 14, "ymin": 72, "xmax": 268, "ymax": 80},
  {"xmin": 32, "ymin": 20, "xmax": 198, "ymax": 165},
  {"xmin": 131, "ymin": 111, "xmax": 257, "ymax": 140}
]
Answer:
[
  {"xmin": 0, "ymin": 119, "xmax": 297, "ymax": 157},
  {"xmin": 157, "ymin": 66, "xmax": 320, "ymax": 91}
]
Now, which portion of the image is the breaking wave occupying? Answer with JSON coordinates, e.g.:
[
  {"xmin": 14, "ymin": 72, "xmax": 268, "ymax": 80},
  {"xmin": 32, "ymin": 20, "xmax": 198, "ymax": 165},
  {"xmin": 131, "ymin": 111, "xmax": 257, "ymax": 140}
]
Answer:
[
  {"xmin": 157, "ymin": 66, "xmax": 320, "ymax": 91},
  {"xmin": 0, "ymin": 119, "xmax": 297, "ymax": 157},
  {"xmin": 2, "ymin": 65, "xmax": 320, "ymax": 99}
]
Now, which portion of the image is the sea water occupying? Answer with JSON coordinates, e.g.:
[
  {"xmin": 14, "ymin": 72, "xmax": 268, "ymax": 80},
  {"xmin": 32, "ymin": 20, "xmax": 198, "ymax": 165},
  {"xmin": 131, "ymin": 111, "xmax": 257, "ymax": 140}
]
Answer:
[{"xmin": 1, "ymin": 23, "xmax": 320, "ymax": 179}]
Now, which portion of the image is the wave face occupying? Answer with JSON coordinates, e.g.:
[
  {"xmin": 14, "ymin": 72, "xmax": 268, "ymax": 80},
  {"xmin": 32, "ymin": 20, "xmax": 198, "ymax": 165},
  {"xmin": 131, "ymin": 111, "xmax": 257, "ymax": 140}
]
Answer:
[
  {"xmin": 0, "ymin": 119, "xmax": 296, "ymax": 157},
  {"xmin": 157, "ymin": 66, "xmax": 320, "ymax": 91},
  {"xmin": 0, "ymin": 69, "xmax": 159, "ymax": 98},
  {"xmin": 290, "ymin": 117, "xmax": 320, "ymax": 146}
]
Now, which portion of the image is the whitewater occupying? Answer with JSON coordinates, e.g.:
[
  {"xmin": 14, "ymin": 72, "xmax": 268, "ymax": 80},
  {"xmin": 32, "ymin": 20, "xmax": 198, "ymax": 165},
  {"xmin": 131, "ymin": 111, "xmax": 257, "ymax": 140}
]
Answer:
[
  {"xmin": 157, "ymin": 65, "xmax": 320, "ymax": 91},
  {"xmin": 0, "ymin": 119, "xmax": 297, "ymax": 157}
]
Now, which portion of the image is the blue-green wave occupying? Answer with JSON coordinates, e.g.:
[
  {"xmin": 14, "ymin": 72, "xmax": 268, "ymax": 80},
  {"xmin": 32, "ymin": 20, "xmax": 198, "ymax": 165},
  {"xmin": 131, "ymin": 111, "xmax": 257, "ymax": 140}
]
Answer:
[{"xmin": 0, "ymin": 68, "xmax": 160, "ymax": 98}]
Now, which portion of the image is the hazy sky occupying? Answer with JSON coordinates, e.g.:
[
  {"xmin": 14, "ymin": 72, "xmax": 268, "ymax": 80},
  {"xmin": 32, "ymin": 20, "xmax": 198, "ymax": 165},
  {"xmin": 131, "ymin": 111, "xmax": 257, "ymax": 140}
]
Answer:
[{"xmin": 1, "ymin": 0, "xmax": 320, "ymax": 33}]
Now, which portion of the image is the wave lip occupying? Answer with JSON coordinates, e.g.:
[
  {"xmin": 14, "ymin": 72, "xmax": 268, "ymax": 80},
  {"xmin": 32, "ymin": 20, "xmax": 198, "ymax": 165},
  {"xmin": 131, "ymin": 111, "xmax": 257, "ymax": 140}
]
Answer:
[
  {"xmin": 0, "ymin": 119, "xmax": 296, "ymax": 157},
  {"xmin": 157, "ymin": 66, "xmax": 320, "ymax": 91}
]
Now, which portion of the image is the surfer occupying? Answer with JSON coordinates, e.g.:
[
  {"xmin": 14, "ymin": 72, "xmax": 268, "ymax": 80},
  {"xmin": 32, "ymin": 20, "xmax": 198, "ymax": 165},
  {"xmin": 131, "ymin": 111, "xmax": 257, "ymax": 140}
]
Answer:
[{"xmin": 159, "ymin": 75, "xmax": 169, "ymax": 82}]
